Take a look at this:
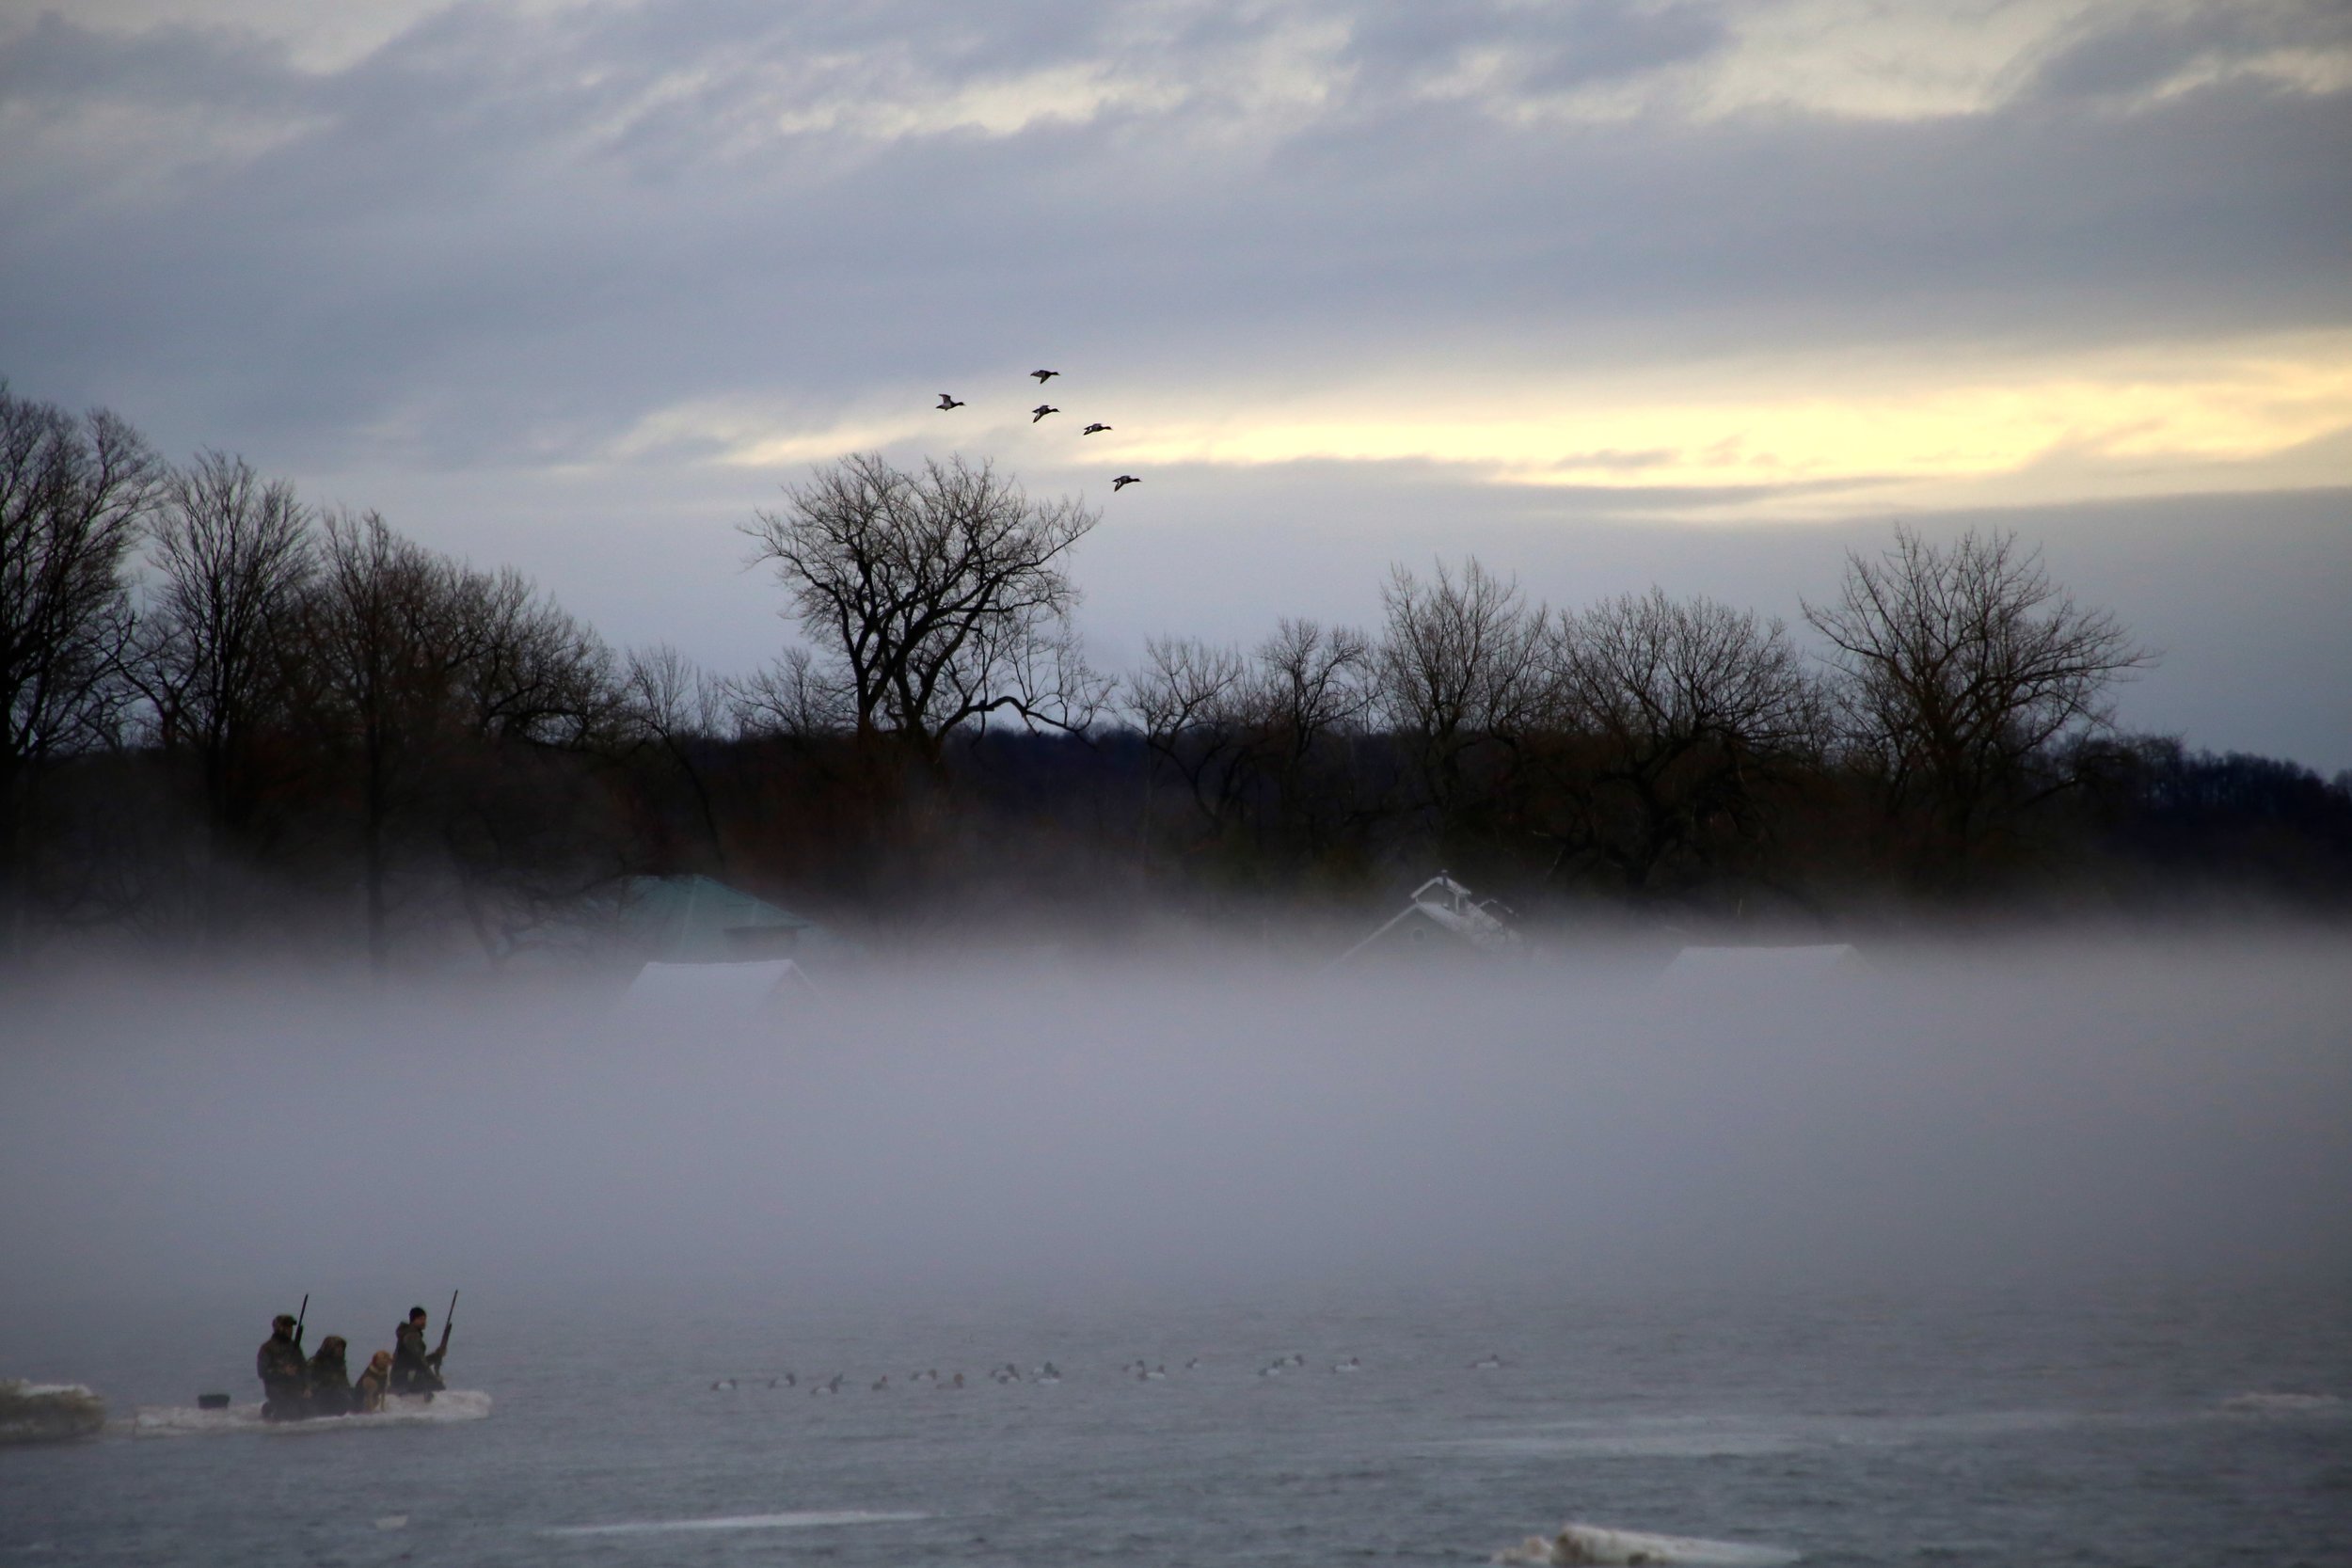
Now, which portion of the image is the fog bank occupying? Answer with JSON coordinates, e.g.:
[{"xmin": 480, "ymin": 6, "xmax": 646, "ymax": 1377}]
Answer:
[{"xmin": 3, "ymin": 937, "xmax": 2346, "ymax": 1330}]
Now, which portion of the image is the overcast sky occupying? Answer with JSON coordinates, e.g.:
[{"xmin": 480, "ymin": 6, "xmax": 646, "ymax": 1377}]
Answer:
[{"xmin": 3, "ymin": 0, "xmax": 2345, "ymax": 766}]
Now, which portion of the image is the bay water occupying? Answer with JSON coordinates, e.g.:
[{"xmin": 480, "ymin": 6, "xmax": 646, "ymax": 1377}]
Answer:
[{"xmin": 4, "ymin": 940, "xmax": 2347, "ymax": 1562}]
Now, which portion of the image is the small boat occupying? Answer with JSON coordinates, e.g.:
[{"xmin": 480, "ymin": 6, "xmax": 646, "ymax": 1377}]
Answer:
[
  {"xmin": 133, "ymin": 1389, "xmax": 491, "ymax": 1438},
  {"xmin": 1, "ymin": 1380, "xmax": 107, "ymax": 1445}
]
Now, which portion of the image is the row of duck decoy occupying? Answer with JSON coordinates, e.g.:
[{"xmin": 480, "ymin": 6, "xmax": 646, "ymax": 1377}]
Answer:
[
  {"xmin": 934, "ymin": 368, "xmax": 1141, "ymax": 492},
  {"xmin": 707, "ymin": 1354, "xmax": 1506, "ymax": 1392}
]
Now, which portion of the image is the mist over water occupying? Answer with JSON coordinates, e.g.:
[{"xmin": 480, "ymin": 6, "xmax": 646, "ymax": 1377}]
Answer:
[
  {"xmin": 4, "ymin": 935, "xmax": 2348, "ymax": 1564},
  {"xmin": 6, "ymin": 936, "xmax": 2346, "ymax": 1319}
]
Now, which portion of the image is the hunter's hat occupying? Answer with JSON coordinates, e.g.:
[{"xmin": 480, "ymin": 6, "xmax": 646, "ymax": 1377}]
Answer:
[{"xmin": 273, "ymin": 1314, "xmax": 296, "ymax": 1328}]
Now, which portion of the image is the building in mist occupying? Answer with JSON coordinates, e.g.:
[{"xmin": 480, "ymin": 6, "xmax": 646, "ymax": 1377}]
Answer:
[
  {"xmin": 615, "ymin": 875, "xmax": 845, "ymax": 1008},
  {"xmin": 1330, "ymin": 874, "xmax": 1523, "ymax": 969},
  {"xmin": 617, "ymin": 875, "xmax": 832, "ymax": 963}
]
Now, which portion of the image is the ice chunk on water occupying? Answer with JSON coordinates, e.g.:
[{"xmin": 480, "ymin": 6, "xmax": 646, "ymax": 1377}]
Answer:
[
  {"xmin": 0, "ymin": 1381, "xmax": 107, "ymax": 1445},
  {"xmin": 1496, "ymin": 1521, "xmax": 1799, "ymax": 1565},
  {"xmin": 2219, "ymin": 1391, "xmax": 2343, "ymax": 1416}
]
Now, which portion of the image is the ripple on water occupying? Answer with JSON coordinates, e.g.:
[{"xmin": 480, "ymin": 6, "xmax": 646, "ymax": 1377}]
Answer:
[{"xmin": 540, "ymin": 1510, "xmax": 928, "ymax": 1538}]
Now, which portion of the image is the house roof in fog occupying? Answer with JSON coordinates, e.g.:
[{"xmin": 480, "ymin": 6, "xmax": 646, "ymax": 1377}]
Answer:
[
  {"xmin": 620, "ymin": 875, "xmax": 819, "ymax": 963},
  {"xmin": 1330, "ymin": 873, "xmax": 1522, "ymax": 969}
]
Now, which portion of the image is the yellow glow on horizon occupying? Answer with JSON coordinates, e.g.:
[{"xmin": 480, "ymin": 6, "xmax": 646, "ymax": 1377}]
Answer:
[
  {"xmin": 1092, "ymin": 334, "xmax": 2352, "ymax": 513},
  {"xmin": 635, "ymin": 331, "xmax": 2352, "ymax": 519}
]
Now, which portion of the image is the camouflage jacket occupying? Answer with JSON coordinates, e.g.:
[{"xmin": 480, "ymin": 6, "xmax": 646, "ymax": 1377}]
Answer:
[
  {"xmin": 307, "ymin": 1347, "xmax": 351, "ymax": 1399},
  {"xmin": 256, "ymin": 1331, "xmax": 306, "ymax": 1388},
  {"xmin": 390, "ymin": 1323, "xmax": 444, "ymax": 1389}
]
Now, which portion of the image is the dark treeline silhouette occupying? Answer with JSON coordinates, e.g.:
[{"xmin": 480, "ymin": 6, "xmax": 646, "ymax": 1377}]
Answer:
[{"xmin": 3, "ymin": 388, "xmax": 2345, "ymax": 968}]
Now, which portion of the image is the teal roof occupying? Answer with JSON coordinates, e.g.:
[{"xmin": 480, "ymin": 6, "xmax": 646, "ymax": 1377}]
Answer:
[{"xmin": 620, "ymin": 875, "xmax": 818, "ymax": 962}]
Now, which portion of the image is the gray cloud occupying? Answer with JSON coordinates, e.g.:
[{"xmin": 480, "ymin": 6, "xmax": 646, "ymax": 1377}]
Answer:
[
  {"xmin": 0, "ymin": 8, "xmax": 294, "ymax": 106},
  {"xmin": 1342, "ymin": 0, "xmax": 1730, "ymax": 94},
  {"xmin": 5, "ymin": 4, "xmax": 2344, "ymax": 474},
  {"xmin": 2028, "ymin": 0, "xmax": 2352, "ymax": 103}
]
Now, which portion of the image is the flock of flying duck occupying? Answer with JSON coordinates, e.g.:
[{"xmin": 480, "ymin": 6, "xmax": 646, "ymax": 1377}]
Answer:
[
  {"xmin": 707, "ymin": 1353, "xmax": 1507, "ymax": 1392},
  {"xmin": 935, "ymin": 368, "xmax": 1141, "ymax": 492}
]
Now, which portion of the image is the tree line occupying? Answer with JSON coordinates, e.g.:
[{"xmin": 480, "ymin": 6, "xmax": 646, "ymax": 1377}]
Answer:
[{"xmin": 4, "ymin": 384, "xmax": 2345, "ymax": 968}]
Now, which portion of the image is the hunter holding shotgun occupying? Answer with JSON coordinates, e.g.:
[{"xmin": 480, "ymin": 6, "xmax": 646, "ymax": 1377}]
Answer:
[
  {"xmin": 389, "ymin": 1293, "xmax": 455, "ymax": 1397},
  {"xmin": 256, "ymin": 1296, "xmax": 310, "ymax": 1419}
]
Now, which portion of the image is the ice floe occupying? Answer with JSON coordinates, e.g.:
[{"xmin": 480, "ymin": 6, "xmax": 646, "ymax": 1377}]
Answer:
[
  {"xmin": 2218, "ymin": 1391, "xmax": 2343, "ymax": 1416},
  {"xmin": 1, "ymin": 1381, "xmax": 106, "ymax": 1445},
  {"xmin": 1496, "ymin": 1521, "xmax": 1799, "ymax": 1565}
]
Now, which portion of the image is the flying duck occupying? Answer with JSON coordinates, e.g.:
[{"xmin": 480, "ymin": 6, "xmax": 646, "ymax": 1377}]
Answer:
[
  {"xmin": 1032, "ymin": 369, "xmax": 1059, "ymax": 382},
  {"xmin": 936, "ymin": 393, "xmax": 964, "ymax": 410},
  {"xmin": 1080, "ymin": 422, "xmax": 1111, "ymax": 435},
  {"xmin": 1112, "ymin": 474, "xmax": 1140, "ymax": 490},
  {"xmin": 1032, "ymin": 404, "xmax": 1058, "ymax": 422}
]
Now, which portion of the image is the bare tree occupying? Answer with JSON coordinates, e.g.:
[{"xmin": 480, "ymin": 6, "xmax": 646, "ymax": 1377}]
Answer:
[
  {"xmin": 447, "ymin": 563, "xmax": 617, "ymax": 749},
  {"xmin": 298, "ymin": 511, "xmax": 628, "ymax": 968},
  {"xmin": 1375, "ymin": 557, "xmax": 1547, "ymax": 830},
  {"xmin": 1129, "ymin": 620, "xmax": 1376, "ymax": 868},
  {"xmin": 301, "ymin": 509, "xmax": 456, "ymax": 971},
  {"xmin": 731, "ymin": 645, "xmax": 851, "ymax": 739},
  {"xmin": 622, "ymin": 641, "xmax": 732, "ymax": 863},
  {"xmin": 1238, "ymin": 618, "xmax": 1375, "ymax": 857},
  {"xmin": 625, "ymin": 642, "xmax": 727, "ymax": 745},
  {"xmin": 0, "ymin": 386, "xmax": 162, "ymax": 949},
  {"xmin": 437, "ymin": 562, "xmax": 626, "ymax": 956},
  {"xmin": 1543, "ymin": 589, "xmax": 1824, "ymax": 897},
  {"xmin": 136, "ymin": 451, "xmax": 314, "ymax": 865},
  {"xmin": 1248, "ymin": 618, "xmax": 1375, "ymax": 760},
  {"xmin": 1129, "ymin": 635, "xmax": 1252, "ymax": 832},
  {"xmin": 1804, "ymin": 526, "xmax": 2151, "ymax": 878},
  {"xmin": 743, "ymin": 453, "xmax": 1105, "ymax": 755}
]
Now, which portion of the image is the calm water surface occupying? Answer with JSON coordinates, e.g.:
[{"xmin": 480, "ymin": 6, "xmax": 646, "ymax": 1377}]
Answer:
[{"xmin": 5, "ymin": 1278, "xmax": 2347, "ymax": 1565}]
